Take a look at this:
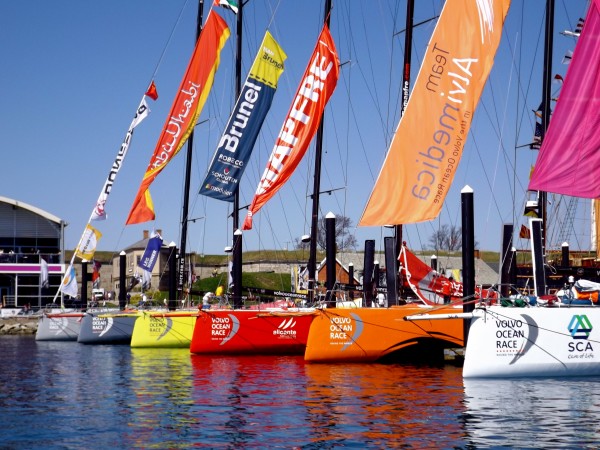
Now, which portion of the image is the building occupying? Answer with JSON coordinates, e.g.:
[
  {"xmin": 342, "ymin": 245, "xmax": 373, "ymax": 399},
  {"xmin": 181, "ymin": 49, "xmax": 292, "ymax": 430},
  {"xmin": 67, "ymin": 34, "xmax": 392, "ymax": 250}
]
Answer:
[{"xmin": 0, "ymin": 196, "xmax": 66, "ymax": 308}]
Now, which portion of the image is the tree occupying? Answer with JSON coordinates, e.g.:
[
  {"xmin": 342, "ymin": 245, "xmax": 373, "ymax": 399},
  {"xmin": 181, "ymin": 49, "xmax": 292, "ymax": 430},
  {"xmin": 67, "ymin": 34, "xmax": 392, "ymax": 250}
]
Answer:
[
  {"xmin": 428, "ymin": 224, "xmax": 463, "ymax": 251},
  {"xmin": 428, "ymin": 224, "xmax": 479, "ymax": 251},
  {"xmin": 295, "ymin": 214, "xmax": 358, "ymax": 251}
]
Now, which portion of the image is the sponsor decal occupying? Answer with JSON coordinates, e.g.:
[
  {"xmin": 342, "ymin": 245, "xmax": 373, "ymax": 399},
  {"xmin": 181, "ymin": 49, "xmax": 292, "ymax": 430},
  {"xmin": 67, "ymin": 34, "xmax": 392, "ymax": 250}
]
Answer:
[
  {"xmin": 273, "ymin": 317, "xmax": 297, "ymax": 339},
  {"xmin": 209, "ymin": 314, "xmax": 240, "ymax": 345},
  {"xmin": 568, "ymin": 315, "xmax": 595, "ymax": 358},
  {"xmin": 328, "ymin": 313, "xmax": 363, "ymax": 351}
]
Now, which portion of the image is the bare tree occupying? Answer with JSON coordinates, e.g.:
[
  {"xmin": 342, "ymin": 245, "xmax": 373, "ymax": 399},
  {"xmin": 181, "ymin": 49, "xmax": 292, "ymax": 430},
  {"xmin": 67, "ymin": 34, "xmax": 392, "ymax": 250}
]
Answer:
[
  {"xmin": 295, "ymin": 214, "xmax": 358, "ymax": 251},
  {"xmin": 428, "ymin": 224, "xmax": 463, "ymax": 251}
]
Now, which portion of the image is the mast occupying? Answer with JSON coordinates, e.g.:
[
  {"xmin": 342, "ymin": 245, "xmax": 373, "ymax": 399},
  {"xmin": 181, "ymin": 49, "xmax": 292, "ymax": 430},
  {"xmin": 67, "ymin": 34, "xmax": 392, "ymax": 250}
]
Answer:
[
  {"xmin": 232, "ymin": 0, "xmax": 244, "ymax": 308},
  {"xmin": 530, "ymin": 0, "xmax": 554, "ymax": 297},
  {"xmin": 177, "ymin": 0, "xmax": 205, "ymax": 305},
  {"xmin": 394, "ymin": 0, "xmax": 414, "ymax": 295},
  {"xmin": 307, "ymin": 0, "xmax": 333, "ymax": 303},
  {"xmin": 537, "ymin": 0, "xmax": 554, "ymax": 258}
]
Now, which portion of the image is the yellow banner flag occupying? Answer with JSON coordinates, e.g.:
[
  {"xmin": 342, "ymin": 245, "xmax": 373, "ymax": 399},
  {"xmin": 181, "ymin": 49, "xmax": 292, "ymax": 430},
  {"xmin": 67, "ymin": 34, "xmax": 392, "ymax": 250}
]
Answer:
[{"xmin": 75, "ymin": 224, "xmax": 102, "ymax": 261}]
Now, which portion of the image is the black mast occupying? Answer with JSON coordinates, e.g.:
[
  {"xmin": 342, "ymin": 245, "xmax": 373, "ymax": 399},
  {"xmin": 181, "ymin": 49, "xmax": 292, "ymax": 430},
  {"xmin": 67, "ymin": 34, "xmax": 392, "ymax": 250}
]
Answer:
[
  {"xmin": 537, "ymin": 0, "xmax": 555, "ymax": 259},
  {"xmin": 177, "ymin": 0, "xmax": 205, "ymax": 307},
  {"xmin": 307, "ymin": 0, "xmax": 333, "ymax": 304},
  {"xmin": 231, "ymin": 0, "xmax": 244, "ymax": 308},
  {"xmin": 394, "ymin": 0, "xmax": 414, "ymax": 298}
]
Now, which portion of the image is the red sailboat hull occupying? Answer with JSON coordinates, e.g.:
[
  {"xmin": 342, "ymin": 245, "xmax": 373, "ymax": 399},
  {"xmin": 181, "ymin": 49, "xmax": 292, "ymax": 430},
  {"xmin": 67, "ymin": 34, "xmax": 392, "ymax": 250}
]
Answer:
[{"xmin": 190, "ymin": 309, "xmax": 316, "ymax": 355}]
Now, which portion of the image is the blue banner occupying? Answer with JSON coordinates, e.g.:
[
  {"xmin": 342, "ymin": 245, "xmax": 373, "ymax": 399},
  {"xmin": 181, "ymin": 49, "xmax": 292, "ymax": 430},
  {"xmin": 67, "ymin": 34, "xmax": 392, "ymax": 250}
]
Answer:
[
  {"xmin": 138, "ymin": 234, "xmax": 163, "ymax": 272},
  {"xmin": 200, "ymin": 31, "xmax": 286, "ymax": 201}
]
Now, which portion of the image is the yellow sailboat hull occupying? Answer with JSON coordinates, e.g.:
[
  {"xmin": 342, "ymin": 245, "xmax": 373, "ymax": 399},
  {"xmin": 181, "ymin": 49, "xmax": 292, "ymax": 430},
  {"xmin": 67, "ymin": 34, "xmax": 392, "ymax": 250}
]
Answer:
[{"xmin": 130, "ymin": 311, "xmax": 197, "ymax": 348}]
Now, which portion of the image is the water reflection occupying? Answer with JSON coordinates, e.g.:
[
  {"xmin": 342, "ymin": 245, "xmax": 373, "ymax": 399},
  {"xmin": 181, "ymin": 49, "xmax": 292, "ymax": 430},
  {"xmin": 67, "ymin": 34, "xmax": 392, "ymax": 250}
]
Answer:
[
  {"xmin": 2, "ymin": 336, "xmax": 600, "ymax": 448},
  {"xmin": 302, "ymin": 363, "xmax": 466, "ymax": 448},
  {"xmin": 463, "ymin": 377, "xmax": 600, "ymax": 448},
  {"xmin": 129, "ymin": 348, "xmax": 196, "ymax": 448},
  {"xmin": 189, "ymin": 355, "xmax": 467, "ymax": 448}
]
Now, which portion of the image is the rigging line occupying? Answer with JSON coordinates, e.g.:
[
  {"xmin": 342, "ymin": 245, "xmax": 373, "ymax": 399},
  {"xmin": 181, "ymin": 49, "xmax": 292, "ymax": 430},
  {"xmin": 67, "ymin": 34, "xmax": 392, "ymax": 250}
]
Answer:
[
  {"xmin": 148, "ymin": 0, "xmax": 193, "ymax": 82},
  {"xmin": 385, "ymin": 0, "xmax": 402, "ymax": 145},
  {"xmin": 264, "ymin": 0, "xmax": 282, "ymax": 30},
  {"xmin": 477, "ymin": 40, "xmax": 519, "ymax": 227},
  {"xmin": 337, "ymin": 4, "xmax": 352, "ymax": 249}
]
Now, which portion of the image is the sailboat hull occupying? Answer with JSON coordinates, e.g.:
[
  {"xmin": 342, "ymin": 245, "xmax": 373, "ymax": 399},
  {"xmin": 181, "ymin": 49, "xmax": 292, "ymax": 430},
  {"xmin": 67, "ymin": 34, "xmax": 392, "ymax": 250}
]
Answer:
[
  {"xmin": 130, "ymin": 311, "xmax": 197, "ymax": 348},
  {"xmin": 304, "ymin": 306, "xmax": 464, "ymax": 363},
  {"xmin": 77, "ymin": 312, "xmax": 137, "ymax": 345},
  {"xmin": 35, "ymin": 312, "xmax": 83, "ymax": 341},
  {"xmin": 190, "ymin": 309, "xmax": 316, "ymax": 355},
  {"xmin": 464, "ymin": 306, "xmax": 600, "ymax": 378}
]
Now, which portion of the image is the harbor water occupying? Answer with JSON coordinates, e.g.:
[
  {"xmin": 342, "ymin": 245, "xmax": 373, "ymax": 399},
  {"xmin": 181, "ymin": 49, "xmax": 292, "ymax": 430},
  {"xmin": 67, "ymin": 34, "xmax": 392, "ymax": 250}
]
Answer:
[{"xmin": 1, "ymin": 336, "xmax": 599, "ymax": 449}]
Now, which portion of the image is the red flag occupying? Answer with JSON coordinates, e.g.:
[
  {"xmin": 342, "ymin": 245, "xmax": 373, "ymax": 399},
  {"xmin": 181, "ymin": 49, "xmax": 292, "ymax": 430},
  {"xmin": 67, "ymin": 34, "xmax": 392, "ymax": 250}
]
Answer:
[
  {"xmin": 126, "ymin": 12, "xmax": 230, "ymax": 225},
  {"xmin": 519, "ymin": 224, "xmax": 531, "ymax": 239},
  {"xmin": 145, "ymin": 81, "xmax": 158, "ymax": 100},
  {"xmin": 92, "ymin": 260, "xmax": 102, "ymax": 288},
  {"xmin": 243, "ymin": 24, "xmax": 339, "ymax": 230}
]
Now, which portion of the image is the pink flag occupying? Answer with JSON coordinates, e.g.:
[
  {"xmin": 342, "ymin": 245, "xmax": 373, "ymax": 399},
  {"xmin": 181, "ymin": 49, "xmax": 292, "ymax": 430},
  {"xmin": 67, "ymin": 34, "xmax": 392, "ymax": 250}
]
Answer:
[{"xmin": 529, "ymin": 0, "xmax": 600, "ymax": 198}]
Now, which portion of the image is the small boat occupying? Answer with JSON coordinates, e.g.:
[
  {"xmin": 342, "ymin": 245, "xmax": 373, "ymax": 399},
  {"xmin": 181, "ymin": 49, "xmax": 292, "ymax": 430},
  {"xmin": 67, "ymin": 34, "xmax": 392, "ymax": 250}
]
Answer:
[
  {"xmin": 459, "ymin": 0, "xmax": 600, "ymax": 378},
  {"xmin": 190, "ymin": 305, "xmax": 316, "ymax": 355},
  {"xmin": 35, "ymin": 311, "xmax": 83, "ymax": 341},
  {"xmin": 130, "ymin": 310, "xmax": 198, "ymax": 348},
  {"xmin": 304, "ymin": 305, "xmax": 464, "ymax": 363},
  {"xmin": 462, "ymin": 303, "xmax": 600, "ymax": 377},
  {"xmin": 77, "ymin": 310, "xmax": 138, "ymax": 345}
]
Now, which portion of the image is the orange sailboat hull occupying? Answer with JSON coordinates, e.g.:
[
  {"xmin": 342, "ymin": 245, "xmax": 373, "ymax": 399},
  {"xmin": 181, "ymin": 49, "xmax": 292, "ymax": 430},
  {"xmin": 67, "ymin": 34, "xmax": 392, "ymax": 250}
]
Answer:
[{"xmin": 304, "ymin": 306, "xmax": 464, "ymax": 363}]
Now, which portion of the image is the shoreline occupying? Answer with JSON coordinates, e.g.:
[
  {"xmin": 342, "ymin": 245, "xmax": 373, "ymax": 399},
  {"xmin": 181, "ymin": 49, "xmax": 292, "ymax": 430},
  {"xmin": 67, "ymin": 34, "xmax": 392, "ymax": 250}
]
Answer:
[{"xmin": 0, "ymin": 317, "xmax": 38, "ymax": 335}]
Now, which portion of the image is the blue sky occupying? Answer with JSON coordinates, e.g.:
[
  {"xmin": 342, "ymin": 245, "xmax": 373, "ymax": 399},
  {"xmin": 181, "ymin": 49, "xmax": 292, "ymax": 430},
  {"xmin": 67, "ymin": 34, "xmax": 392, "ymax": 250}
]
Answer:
[{"xmin": 0, "ymin": 0, "xmax": 590, "ymax": 258}]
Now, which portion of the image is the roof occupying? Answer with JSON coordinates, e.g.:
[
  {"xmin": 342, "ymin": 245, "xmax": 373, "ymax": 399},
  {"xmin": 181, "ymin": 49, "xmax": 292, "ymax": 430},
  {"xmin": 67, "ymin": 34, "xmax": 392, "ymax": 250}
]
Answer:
[
  {"xmin": 0, "ymin": 195, "xmax": 63, "ymax": 224},
  {"xmin": 123, "ymin": 237, "xmax": 171, "ymax": 252}
]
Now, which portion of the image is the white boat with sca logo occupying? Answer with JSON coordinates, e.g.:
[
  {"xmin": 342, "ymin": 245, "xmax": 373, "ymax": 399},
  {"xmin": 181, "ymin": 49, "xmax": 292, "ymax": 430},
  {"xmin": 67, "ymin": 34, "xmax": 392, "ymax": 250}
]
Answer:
[
  {"xmin": 460, "ymin": 0, "xmax": 600, "ymax": 378},
  {"xmin": 462, "ymin": 305, "xmax": 600, "ymax": 378}
]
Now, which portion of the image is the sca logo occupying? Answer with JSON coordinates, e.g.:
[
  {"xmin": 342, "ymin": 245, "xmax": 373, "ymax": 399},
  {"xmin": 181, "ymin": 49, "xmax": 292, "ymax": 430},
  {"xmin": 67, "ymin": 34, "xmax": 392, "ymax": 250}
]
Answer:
[
  {"xmin": 568, "ymin": 315, "xmax": 594, "ymax": 353},
  {"xmin": 568, "ymin": 315, "xmax": 593, "ymax": 339}
]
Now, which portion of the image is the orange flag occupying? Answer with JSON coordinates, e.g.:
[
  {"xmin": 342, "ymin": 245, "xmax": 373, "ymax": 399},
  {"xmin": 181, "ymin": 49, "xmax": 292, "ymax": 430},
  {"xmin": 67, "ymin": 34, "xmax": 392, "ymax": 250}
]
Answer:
[
  {"xmin": 126, "ymin": 12, "xmax": 230, "ymax": 224},
  {"xmin": 360, "ymin": 0, "xmax": 510, "ymax": 226},
  {"xmin": 243, "ymin": 24, "xmax": 339, "ymax": 230}
]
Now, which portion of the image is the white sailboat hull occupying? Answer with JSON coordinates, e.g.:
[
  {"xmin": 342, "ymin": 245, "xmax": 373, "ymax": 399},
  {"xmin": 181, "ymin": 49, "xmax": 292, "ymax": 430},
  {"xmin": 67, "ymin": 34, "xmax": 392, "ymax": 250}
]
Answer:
[{"xmin": 464, "ymin": 305, "xmax": 600, "ymax": 378}]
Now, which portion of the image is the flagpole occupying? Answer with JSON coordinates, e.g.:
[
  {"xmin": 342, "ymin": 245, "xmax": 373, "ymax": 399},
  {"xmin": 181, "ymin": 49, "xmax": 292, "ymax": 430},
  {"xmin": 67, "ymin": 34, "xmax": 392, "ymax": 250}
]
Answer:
[
  {"xmin": 50, "ymin": 91, "xmax": 153, "ymax": 309},
  {"xmin": 232, "ymin": 0, "xmax": 244, "ymax": 308},
  {"xmin": 307, "ymin": 0, "xmax": 333, "ymax": 304}
]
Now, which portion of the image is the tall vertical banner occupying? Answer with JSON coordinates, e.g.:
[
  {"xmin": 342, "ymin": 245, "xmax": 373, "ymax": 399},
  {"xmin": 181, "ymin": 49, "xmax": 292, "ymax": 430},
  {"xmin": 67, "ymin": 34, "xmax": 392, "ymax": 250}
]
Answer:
[
  {"xmin": 91, "ymin": 86, "xmax": 155, "ymax": 221},
  {"xmin": 529, "ymin": 0, "xmax": 600, "ymax": 198},
  {"xmin": 200, "ymin": 31, "xmax": 286, "ymax": 201},
  {"xmin": 126, "ymin": 12, "xmax": 231, "ymax": 224},
  {"xmin": 242, "ymin": 24, "xmax": 339, "ymax": 230},
  {"xmin": 359, "ymin": 0, "xmax": 510, "ymax": 226}
]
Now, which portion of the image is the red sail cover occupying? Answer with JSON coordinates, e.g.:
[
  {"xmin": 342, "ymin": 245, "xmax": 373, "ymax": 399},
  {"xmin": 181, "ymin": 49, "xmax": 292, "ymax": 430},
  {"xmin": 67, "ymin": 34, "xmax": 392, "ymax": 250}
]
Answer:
[
  {"xmin": 399, "ymin": 246, "xmax": 498, "ymax": 305},
  {"xmin": 529, "ymin": 0, "xmax": 600, "ymax": 198},
  {"xmin": 242, "ymin": 24, "xmax": 339, "ymax": 230},
  {"xmin": 126, "ymin": 12, "xmax": 230, "ymax": 224}
]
